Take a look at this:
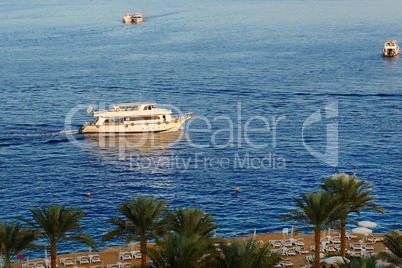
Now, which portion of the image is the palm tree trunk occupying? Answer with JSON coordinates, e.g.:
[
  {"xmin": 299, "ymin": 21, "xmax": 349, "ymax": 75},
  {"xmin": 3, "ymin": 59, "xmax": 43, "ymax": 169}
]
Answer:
[
  {"xmin": 314, "ymin": 230, "xmax": 321, "ymax": 268},
  {"xmin": 5, "ymin": 252, "xmax": 11, "ymax": 268},
  {"xmin": 340, "ymin": 217, "xmax": 346, "ymax": 257},
  {"xmin": 141, "ymin": 240, "xmax": 147, "ymax": 267},
  {"xmin": 50, "ymin": 246, "xmax": 57, "ymax": 268}
]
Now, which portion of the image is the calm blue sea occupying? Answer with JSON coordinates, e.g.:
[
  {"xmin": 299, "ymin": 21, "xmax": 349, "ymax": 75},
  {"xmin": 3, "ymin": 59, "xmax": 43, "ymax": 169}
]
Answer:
[{"xmin": 0, "ymin": 0, "xmax": 401, "ymax": 259}]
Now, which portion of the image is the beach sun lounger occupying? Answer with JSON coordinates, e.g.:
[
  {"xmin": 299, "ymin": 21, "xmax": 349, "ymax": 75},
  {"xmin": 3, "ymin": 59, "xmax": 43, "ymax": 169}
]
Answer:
[
  {"xmin": 270, "ymin": 240, "xmax": 282, "ymax": 248},
  {"xmin": 60, "ymin": 258, "xmax": 74, "ymax": 266},
  {"xmin": 35, "ymin": 261, "xmax": 45, "ymax": 268},
  {"xmin": 44, "ymin": 259, "xmax": 57, "ymax": 268},
  {"xmin": 350, "ymin": 242, "xmax": 362, "ymax": 250},
  {"xmin": 295, "ymin": 246, "xmax": 309, "ymax": 254},
  {"xmin": 365, "ymin": 242, "xmax": 375, "ymax": 250},
  {"xmin": 367, "ymin": 234, "xmax": 380, "ymax": 243},
  {"xmin": 77, "ymin": 256, "xmax": 90, "ymax": 264},
  {"xmin": 324, "ymin": 245, "xmax": 337, "ymax": 252},
  {"xmin": 282, "ymin": 258, "xmax": 293, "ymax": 267},
  {"xmin": 346, "ymin": 232, "xmax": 358, "ymax": 240},
  {"xmin": 284, "ymin": 247, "xmax": 296, "ymax": 256},
  {"xmin": 131, "ymin": 250, "xmax": 142, "ymax": 259},
  {"xmin": 88, "ymin": 255, "xmax": 101, "ymax": 263},
  {"xmin": 120, "ymin": 252, "xmax": 132, "ymax": 260},
  {"xmin": 330, "ymin": 236, "xmax": 341, "ymax": 244}
]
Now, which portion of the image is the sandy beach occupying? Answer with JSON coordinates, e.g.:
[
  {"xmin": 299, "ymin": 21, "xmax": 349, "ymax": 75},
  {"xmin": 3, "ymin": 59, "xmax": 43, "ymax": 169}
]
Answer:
[{"xmin": 14, "ymin": 232, "xmax": 386, "ymax": 268}]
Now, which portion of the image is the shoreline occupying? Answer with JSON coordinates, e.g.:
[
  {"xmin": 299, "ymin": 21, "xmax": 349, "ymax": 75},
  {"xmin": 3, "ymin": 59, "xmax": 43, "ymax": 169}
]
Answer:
[{"xmin": 13, "ymin": 232, "xmax": 387, "ymax": 268}]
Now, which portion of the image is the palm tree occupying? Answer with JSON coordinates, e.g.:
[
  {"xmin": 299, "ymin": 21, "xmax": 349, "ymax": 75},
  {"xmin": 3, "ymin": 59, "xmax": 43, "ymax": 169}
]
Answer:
[
  {"xmin": 169, "ymin": 207, "xmax": 219, "ymax": 237},
  {"xmin": 0, "ymin": 221, "xmax": 39, "ymax": 268},
  {"xmin": 337, "ymin": 255, "xmax": 388, "ymax": 268},
  {"xmin": 378, "ymin": 230, "xmax": 402, "ymax": 267},
  {"xmin": 103, "ymin": 195, "xmax": 170, "ymax": 267},
  {"xmin": 216, "ymin": 238, "xmax": 282, "ymax": 268},
  {"xmin": 17, "ymin": 204, "xmax": 96, "ymax": 268},
  {"xmin": 148, "ymin": 232, "xmax": 217, "ymax": 268},
  {"xmin": 321, "ymin": 173, "xmax": 385, "ymax": 257},
  {"xmin": 280, "ymin": 190, "xmax": 340, "ymax": 268}
]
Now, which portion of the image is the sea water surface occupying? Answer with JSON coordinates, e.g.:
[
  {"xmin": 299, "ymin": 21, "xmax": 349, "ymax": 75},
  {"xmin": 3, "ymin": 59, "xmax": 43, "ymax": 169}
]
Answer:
[{"xmin": 0, "ymin": 0, "xmax": 401, "ymax": 258}]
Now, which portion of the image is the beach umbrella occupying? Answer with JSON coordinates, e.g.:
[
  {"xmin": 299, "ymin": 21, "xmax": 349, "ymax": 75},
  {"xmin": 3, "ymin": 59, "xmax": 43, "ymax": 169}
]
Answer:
[
  {"xmin": 253, "ymin": 229, "xmax": 256, "ymax": 239},
  {"xmin": 352, "ymin": 227, "xmax": 372, "ymax": 240},
  {"xmin": 213, "ymin": 230, "xmax": 216, "ymax": 238},
  {"xmin": 291, "ymin": 226, "xmax": 294, "ymax": 238},
  {"xmin": 45, "ymin": 246, "xmax": 47, "ymax": 259},
  {"xmin": 323, "ymin": 256, "xmax": 350, "ymax": 264},
  {"xmin": 352, "ymin": 227, "xmax": 372, "ymax": 234},
  {"xmin": 89, "ymin": 245, "xmax": 92, "ymax": 254},
  {"xmin": 358, "ymin": 221, "xmax": 377, "ymax": 228}
]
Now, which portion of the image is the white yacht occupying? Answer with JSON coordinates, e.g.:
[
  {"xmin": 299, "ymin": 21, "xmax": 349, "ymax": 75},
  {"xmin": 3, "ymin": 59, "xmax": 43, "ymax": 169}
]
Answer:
[
  {"xmin": 382, "ymin": 40, "xmax": 400, "ymax": 57},
  {"xmin": 133, "ymin": 13, "xmax": 143, "ymax": 23},
  {"xmin": 79, "ymin": 102, "xmax": 193, "ymax": 134},
  {"xmin": 123, "ymin": 13, "xmax": 133, "ymax": 23}
]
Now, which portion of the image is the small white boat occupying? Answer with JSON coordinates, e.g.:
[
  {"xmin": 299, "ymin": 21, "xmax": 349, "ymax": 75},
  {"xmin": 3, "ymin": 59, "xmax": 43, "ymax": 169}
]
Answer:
[
  {"xmin": 79, "ymin": 102, "xmax": 193, "ymax": 134},
  {"xmin": 382, "ymin": 40, "xmax": 400, "ymax": 57},
  {"xmin": 123, "ymin": 13, "xmax": 133, "ymax": 23},
  {"xmin": 133, "ymin": 13, "xmax": 143, "ymax": 23}
]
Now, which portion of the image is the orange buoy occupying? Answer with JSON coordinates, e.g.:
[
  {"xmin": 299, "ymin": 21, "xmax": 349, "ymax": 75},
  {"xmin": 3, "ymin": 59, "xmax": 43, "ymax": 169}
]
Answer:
[
  {"xmin": 191, "ymin": 115, "xmax": 195, "ymax": 119},
  {"xmin": 236, "ymin": 188, "xmax": 239, "ymax": 193},
  {"xmin": 87, "ymin": 192, "xmax": 91, "ymax": 197}
]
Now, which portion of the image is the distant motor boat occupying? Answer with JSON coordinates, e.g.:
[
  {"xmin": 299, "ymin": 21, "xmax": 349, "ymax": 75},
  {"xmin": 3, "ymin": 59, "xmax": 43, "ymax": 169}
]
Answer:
[
  {"xmin": 382, "ymin": 40, "xmax": 400, "ymax": 57},
  {"xmin": 133, "ymin": 13, "xmax": 143, "ymax": 23},
  {"xmin": 123, "ymin": 13, "xmax": 133, "ymax": 23},
  {"xmin": 79, "ymin": 102, "xmax": 193, "ymax": 134}
]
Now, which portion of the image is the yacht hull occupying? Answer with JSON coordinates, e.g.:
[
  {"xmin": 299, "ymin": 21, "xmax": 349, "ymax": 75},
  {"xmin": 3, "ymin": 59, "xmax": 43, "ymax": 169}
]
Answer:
[{"xmin": 80, "ymin": 118, "xmax": 187, "ymax": 134}]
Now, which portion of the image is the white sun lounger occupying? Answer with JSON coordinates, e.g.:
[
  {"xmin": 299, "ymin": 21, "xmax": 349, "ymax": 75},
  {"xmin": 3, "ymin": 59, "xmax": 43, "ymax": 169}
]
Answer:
[
  {"xmin": 35, "ymin": 261, "xmax": 45, "ymax": 268},
  {"xmin": 60, "ymin": 258, "xmax": 74, "ymax": 266},
  {"xmin": 88, "ymin": 255, "xmax": 101, "ymax": 263},
  {"xmin": 270, "ymin": 240, "xmax": 282, "ymax": 248},
  {"xmin": 295, "ymin": 246, "xmax": 309, "ymax": 254},
  {"xmin": 367, "ymin": 234, "xmax": 380, "ymax": 243},
  {"xmin": 120, "ymin": 252, "xmax": 132, "ymax": 260},
  {"xmin": 294, "ymin": 238, "xmax": 305, "ymax": 246},
  {"xmin": 131, "ymin": 250, "xmax": 142, "ymax": 259},
  {"xmin": 77, "ymin": 256, "xmax": 90, "ymax": 264},
  {"xmin": 324, "ymin": 245, "xmax": 337, "ymax": 252},
  {"xmin": 365, "ymin": 242, "xmax": 375, "ymax": 250},
  {"xmin": 284, "ymin": 247, "xmax": 296, "ymax": 256},
  {"xmin": 350, "ymin": 242, "xmax": 362, "ymax": 250},
  {"xmin": 330, "ymin": 236, "xmax": 341, "ymax": 244},
  {"xmin": 282, "ymin": 258, "xmax": 293, "ymax": 267},
  {"xmin": 346, "ymin": 232, "xmax": 358, "ymax": 240}
]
